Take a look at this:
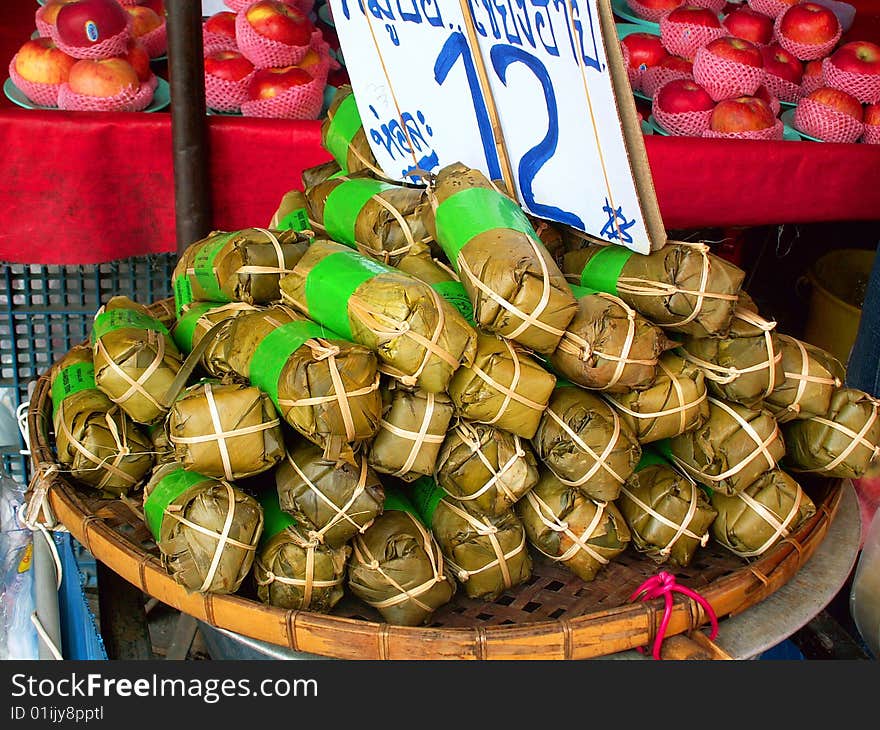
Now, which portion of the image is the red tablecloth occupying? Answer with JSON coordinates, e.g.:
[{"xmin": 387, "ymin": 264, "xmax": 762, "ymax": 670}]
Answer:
[{"xmin": 2, "ymin": 0, "xmax": 880, "ymax": 264}]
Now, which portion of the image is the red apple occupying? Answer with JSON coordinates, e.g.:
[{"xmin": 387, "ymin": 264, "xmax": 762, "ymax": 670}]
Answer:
[
  {"xmin": 665, "ymin": 5, "xmax": 723, "ymax": 28},
  {"xmin": 628, "ymin": 0, "xmax": 685, "ymax": 16},
  {"xmin": 247, "ymin": 64, "xmax": 313, "ymax": 100},
  {"xmin": 124, "ymin": 5, "xmax": 163, "ymax": 38},
  {"xmin": 828, "ymin": 41, "xmax": 880, "ymax": 77},
  {"xmin": 621, "ymin": 32, "xmax": 669, "ymax": 72},
  {"xmin": 55, "ymin": 0, "xmax": 130, "ymax": 48},
  {"xmin": 123, "ymin": 37, "xmax": 152, "ymax": 82},
  {"xmin": 703, "ymin": 35, "xmax": 764, "ymax": 67},
  {"xmin": 244, "ymin": 0, "xmax": 315, "ymax": 47},
  {"xmin": 722, "ymin": 7, "xmax": 774, "ymax": 45},
  {"xmin": 866, "ymin": 102, "xmax": 880, "ymax": 126},
  {"xmin": 138, "ymin": 0, "xmax": 165, "ymax": 16},
  {"xmin": 656, "ymin": 78, "xmax": 716, "ymax": 112},
  {"xmin": 777, "ymin": 2, "xmax": 840, "ymax": 45},
  {"xmin": 753, "ymin": 84, "xmax": 781, "ymax": 113},
  {"xmin": 804, "ymin": 86, "xmax": 864, "ymax": 120},
  {"xmin": 204, "ymin": 11, "xmax": 238, "ymax": 41},
  {"xmin": 296, "ymin": 48, "xmax": 322, "ymax": 71},
  {"xmin": 205, "ymin": 49, "xmax": 255, "ymax": 82},
  {"xmin": 39, "ymin": 0, "xmax": 79, "ymax": 27},
  {"xmin": 761, "ymin": 42, "xmax": 803, "ymax": 84},
  {"xmin": 709, "ymin": 95, "xmax": 776, "ymax": 131},
  {"xmin": 659, "ymin": 55, "xmax": 694, "ymax": 74},
  {"xmin": 68, "ymin": 56, "xmax": 140, "ymax": 97},
  {"xmin": 14, "ymin": 37, "xmax": 77, "ymax": 84}
]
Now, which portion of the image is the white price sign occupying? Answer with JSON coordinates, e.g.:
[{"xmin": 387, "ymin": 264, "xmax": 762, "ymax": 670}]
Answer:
[{"xmin": 327, "ymin": 0, "xmax": 666, "ymax": 253}]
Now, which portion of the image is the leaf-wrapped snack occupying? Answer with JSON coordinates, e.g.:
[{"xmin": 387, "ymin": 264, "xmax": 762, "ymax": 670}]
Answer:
[
  {"xmin": 268, "ymin": 189, "xmax": 315, "ymax": 234},
  {"xmin": 279, "ymin": 239, "xmax": 476, "ymax": 393},
  {"xmin": 167, "ymin": 381, "xmax": 284, "ymax": 481},
  {"xmin": 171, "ymin": 301, "xmax": 259, "ymax": 379},
  {"xmin": 618, "ymin": 455, "xmax": 717, "ymax": 568},
  {"xmin": 562, "ymin": 241, "xmax": 744, "ymax": 337},
  {"xmin": 447, "ymin": 333, "xmax": 556, "ymax": 439},
  {"xmin": 172, "ymin": 227, "xmax": 310, "ymax": 309},
  {"xmin": 321, "ymin": 85, "xmax": 383, "ymax": 177},
  {"xmin": 709, "ymin": 469, "xmax": 816, "ymax": 558},
  {"xmin": 425, "ymin": 162, "xmax": 578, "ymax": 354},
  {"xmin": 410, "ymin": 477, "xmax": 531, "ymax": 601},
  {"xmin": 301, "ymin": 160, "xmax": 343, "ymax": 190},
  {"xmin": 253, "ymin": 489, "xmax": 348, "ymax": 611},
  {"xmin": 516, "ymin": 469, "xmax": 630, "ymax": 582},
  {"xmin": 348, "ymin": 490, "xmax": 455, "ymax": 626},
  {"xmin": 783, "ymin": 387, "xmax": 880, "ymax": 478},
  {"xmin": 368, "ymin": 385, "xmax": 454, "ymax": 481},
  {"xmin": 435, "ymin": 420, "xmax": 539, "ymax": 517},
  {"xmin": 143, "ymin": 463, "xmax": 263, "ymax": 594},
  {"xmin": 50, "ymin": 345, "xmax": 153, "ymax": 496},
  {"xmin": 764, "ymin": 334, "xmax": 844, "ymax": 423},
  {"xmin": 532, "ymin": 385, "xmax": 641, "ymax": 502},
  {"xmin": 667, "ymin": 397, "xmax": 784, "ymax": 496},
  {"xmin": 275, "ymin": 440, "xmax": 384, "ymax": 548},
  {"xmin": 605, "ymin": 352, "xmax": 709, "ymax": 443},
  {"xmin": 92, "ymin": 296, "xmax": 183, "ymax": 425}
]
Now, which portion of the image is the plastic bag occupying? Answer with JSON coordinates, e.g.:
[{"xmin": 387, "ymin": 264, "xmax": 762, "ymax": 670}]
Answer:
[{"xmin": 851, "ymin": 507, "xmax": 880, "ymax": 658}]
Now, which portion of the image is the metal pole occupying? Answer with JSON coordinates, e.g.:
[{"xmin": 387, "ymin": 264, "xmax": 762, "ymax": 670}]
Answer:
[{"xmin": 166, "ymin": 1, "xmax": 213, "ymax": 258}]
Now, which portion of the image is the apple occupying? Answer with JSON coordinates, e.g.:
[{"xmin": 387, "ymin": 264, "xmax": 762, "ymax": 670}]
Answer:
[
  {"xmin": 828, "ymin": 41, "xmax": 880, "ymax": 77},
  {"xmin": 722, "ymin": 7, "xmax": 774, "ymax": 45},
  {"xmin": 138, "ymin": 0, "xmax": 165, "ymax": 15},
  {"xmin": 664, "ymin": 5, "xmax": 723, "ymax": 28},
  {"xmin": 38, "ymin": 0, "xmax": 79, "ymax": 27},
  {"xmin": 68, "ymin": 57, "xmax": 140, "ymax": 97},
  {"xmin": 621, "ymin": 32, "xmax": 669, "ymax": 72},
  {"xmin": 244, "ymin": 0, "xmax": 315, "ymax": 47},
  {"xmin": 123, "ymin": 37, "xmax": 152, "ymax": 82},
  {"xmin": 14, "ymin": 37, "xmax": 77, "ymax": 84},
  {"xmin": 247, "ymin": 64, "xmax": 313, "ymax": 100},
  {"xmin": 709, "ymin": 95, "xmax": 776, "ymax": 131},
  {"xmin": 702, "ymin": 35, "xmax": 764, "ymax": 68},
  {"xmin": 204, "ymin": 11, "xmax": 238, "ymax": 41},
  {"xmin": 865, "ymin": 102, "xmax": 880, "ymax": 126},
  {"xmin": 656, "ymin": 78, "xmax": 716, "ymax": 112},
  {"xmin": 753, "ymin": 84, "xmax": 781, "ymax": 114},
  {"xmin": 659, "ymin": 55, "xmax": 694, "ymax": 74},
  {"xmin": 777, "ymin": 2, "xmax": 840, "ymax": 46},
  {"xmin": 761, "ymin": 42, "xmax": 803, "ymax": 84},
  {"xmin": 627, "ymin": 0, "xmax": 685, "ymax": 19},
  {"xmin": 803, "ymin": 86, "xmax": 864, "ymax": 121},
  {"xmin": 205, "ymin": 49, "xmax": 255, "ymax": 82},
  {"xmin": 124, "ymin": 5, "xmax": 163, "ymax": 38},
  {"xmin": 55, "ymin": 0, "xmax": 130, "ymax": 48}
]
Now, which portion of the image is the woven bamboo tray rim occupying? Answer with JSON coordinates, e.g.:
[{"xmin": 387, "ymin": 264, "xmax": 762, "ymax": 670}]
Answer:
[{"xmin": 26, "ymin": 299, "xmax": 845, "ymax": 660}]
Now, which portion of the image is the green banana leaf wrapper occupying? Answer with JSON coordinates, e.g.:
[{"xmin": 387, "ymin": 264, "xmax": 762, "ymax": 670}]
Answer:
[
  {"xmin": 410, "ymin": 478, "xmax": 531, "ymax": 601},
  {"xmin": 91, "ymin": 295, "xmax": 184, "ymax": 426},
  {"xmin": 306, "ymin": 173, "xmax": 436, "ymax": 265},
  {"xmin": 143, "ymin": 462, "xmax": 263, "ymax": 594},
  {"xmin": 147, "ymin": 421, "xmax": 175, "ymax": 467},
  {"xmin": 394, "ymin": 253, "xmax": 478, "ymax": 325},
  {"xmin": 605, "ymin": 352, "xmax": 709, "ymax": 443},
  {"xmin": 516, "ymin": 469, "xmax": 630, "ymax": 582},
  {"xmin": 561, "ymin": 241, "xmax": 744, "ymax": 338},
  {"xmin": 268, "ymin": 189, "xmax": 315, "ymax": 234},
  {"xmin": 679, "ymin": 306, "xmax": 785, "ymax": 408},
  {"xmin": 709, "ymin": 468, "xmax": 816, "ymax": 558},
  {"xmin": 764, "ymin": 334, "xmax": 845, "ymax": 423},
  {"xmin": 368, "ymin": 384, "xmax": 454, "ymax": 481},
  {"xmin": 348, "ymin": 503, "xmax": 456, "ymax": 626},
  {"xmin": 321, "ymin": 85, "xmax": 384, "ymax": 178},
  {"xmin": 279, "ymin": 239, "xmax": 477, "ymax": 394},
  {"xmin": 667, "ymin": 397, "xmax": 785, "ymax": 496},
  {"xmin": 172, "ymin": 228, "xmax": 310, "ymax": 308},
  {"xmin": 424, "ymin": 163, "xmax": 578, "ymax": 355},
  {"xmin": 254, "ymin": 490, "xmax": 349, "ymax": 611},
  {"xmin": 618, "ymin": 461, "xmax": 717, "ymax": 568},
  {"xmin": 532, "ymin": 385, "xmax": 642, "ymax": 503},
  {"xmin": 435, "ymin": 420, "xmax": 539, "ymax": 518},
  {"xmin": 50, "ymin": 345, "xmax": 154, "ymax": 497},
  {"xmin": 167, "ymin": 380, "xmax": 285, "ymax": 481},
  {"xmin": 221, "ymin": 305, "xmax": 382, "ymax": 455},
  {"xmin": 275, "ymin": 439, "xmax": 385, "ymax": 548},
  {"xmin": 301, "ymin": 160, "xmax": 343, "ymax": 190},
  {"xmin": 549, "ymin": 286, "xmax": 674, "ymax": 392},
  {"xmin": 783, "ymin": 387, "xmax": 880, "ymax": 478},
  {"xmin": 447, "ymin": 332, "xmax": 556, "ymax": 440},
  {"xmin": 171, "ymin": 301, "xmax": 259, "ymax": 379}
]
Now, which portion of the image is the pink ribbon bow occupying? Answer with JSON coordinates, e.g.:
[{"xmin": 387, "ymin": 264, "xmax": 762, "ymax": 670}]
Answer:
[{"xmin": 629, "ymin": 571, "xmax": 719, "ymax": 660}]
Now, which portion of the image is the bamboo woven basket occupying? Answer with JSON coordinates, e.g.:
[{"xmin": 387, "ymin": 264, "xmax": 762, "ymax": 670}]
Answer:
[{"xmin": 26, "ymin": 299, "xmax": 845, "ymax": 660}]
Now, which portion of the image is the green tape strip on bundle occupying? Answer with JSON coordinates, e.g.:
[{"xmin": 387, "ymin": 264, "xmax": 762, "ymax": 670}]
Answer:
[
  {"xmin": 382, "ymin": 486, "xmax": 421, "ymax": 521},
  {"xmin": 51, "ymin": 363, "xmax": 96, "ymax": 416},
  {"xmin": 323, "ymin": 178, "xmax": 396, "ymax": 247},
  {"xmin": 408, "ymin": 477, "xmax": 445, "ymax": 529},
  {"xmin": 304, "ymin": 249, "xmax": 394, "ymax": 339},
  {"xmin": 277, "ymin": 208, "xmax": 311, "ymax": 233},
  {"xmin": 172, "ymin": 302, "xmax": 219, "ymax": 353},
  {"xmin": 568, "ymin": 283, "xmax": 600, "ymax": 299},
  {"xmin": 91, "ymin": 308, "xmax": 169, "ymax": 343},
  {"xmin": 248, "ymin": 319, "xmax": 337, "ymax": 411},
  {"xmin": 433, "ymin": 187, "xmax": 539, "ymax": 269},
  {"xmin": 173, "ymin": 275, "xmax": 194, "ymax": 317},
  {"xmin": 258, "ymin": 489, "xmax": 296, "ymax": 544},
  {"xmin": 324, "ymin": 94, "xmax": 363, "ymax": 172},
  {"xmin": 193, "ymin": 232, "xmax": 237, "ymax": 302},
  {"xmin": 144, "ymin": 468, "xmax": 212, "ymax": 540},
  {"xmin": 578, "ymin": 245, "xmax": 634, "ymax": 296},
  {"xmin": 430, "ymin": 280, "xmax": 474, "ymax": 325}
]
